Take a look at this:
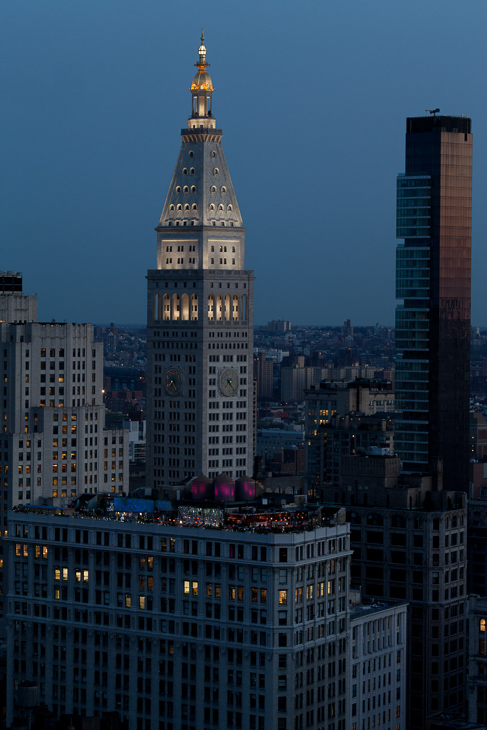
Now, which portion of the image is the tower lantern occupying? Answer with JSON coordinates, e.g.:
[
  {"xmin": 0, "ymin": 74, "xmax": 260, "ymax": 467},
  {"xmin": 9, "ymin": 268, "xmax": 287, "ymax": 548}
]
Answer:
[{"xmin": 189, "ymin": 31, "xmax": 215, "ymax": 127}]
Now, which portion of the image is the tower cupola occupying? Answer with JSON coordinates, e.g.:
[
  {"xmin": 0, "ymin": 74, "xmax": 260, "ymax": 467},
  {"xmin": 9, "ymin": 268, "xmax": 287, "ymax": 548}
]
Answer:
[{"xmin": 189, "ymin": 31, "xmax": 216, "ymax": 129}]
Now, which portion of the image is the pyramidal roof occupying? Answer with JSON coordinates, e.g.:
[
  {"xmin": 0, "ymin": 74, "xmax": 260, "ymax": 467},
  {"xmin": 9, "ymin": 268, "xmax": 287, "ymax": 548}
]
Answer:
[
  {"xmin": 158, "ymin": 136, "xmax": 244, "ymax": 229},
  {"xmin": 158, "ymin": 34, "xmax": 244, "ymax": 231}
]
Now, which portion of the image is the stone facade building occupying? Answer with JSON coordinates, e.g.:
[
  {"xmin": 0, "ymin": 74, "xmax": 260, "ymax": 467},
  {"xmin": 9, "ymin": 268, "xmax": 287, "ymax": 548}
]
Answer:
[
  {"xmin": 0, "ymin": 272, "xmax": 128, "ymax": 618},
  {"xmin": 6, "ymin": 502, "xmax": 355, "ymax": 730},
  {"xmin": 146, "ymin": 36, "xmax": 254, "ymax": 488},
  {"xmin": 349, "ymin": 590, "xmax": 408, "ymax": 730},
  {"xmin": 322, "ymin": 452, "xmax": 468, "ymax": 729}
]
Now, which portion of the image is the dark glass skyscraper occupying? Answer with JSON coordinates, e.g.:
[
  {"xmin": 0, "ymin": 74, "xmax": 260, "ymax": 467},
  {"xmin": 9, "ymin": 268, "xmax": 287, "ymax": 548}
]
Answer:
[{"xmin": 395, "ymin": 115, "xmax": 472, "ymax": 492}]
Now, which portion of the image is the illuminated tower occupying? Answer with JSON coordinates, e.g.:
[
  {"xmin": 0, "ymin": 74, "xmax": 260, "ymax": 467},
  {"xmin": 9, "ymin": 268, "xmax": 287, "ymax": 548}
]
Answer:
[
  {"xmin": 146, "ymin": 35, "xmax": 254, "ymax": 488},
  {"xmin": 395, "ymin": 114, "xmax": 472, "ymax": 491}
]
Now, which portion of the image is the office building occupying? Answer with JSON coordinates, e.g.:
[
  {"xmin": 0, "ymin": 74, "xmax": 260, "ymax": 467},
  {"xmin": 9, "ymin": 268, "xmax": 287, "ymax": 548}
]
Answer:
[
  {"xmin": 395, "ymin": 115, "xmax": 472, "ymax": 492},
  {"xmin": 0, "ymin": 272, "xmax": 128, "ymax": 617},
  {"xmin": 6, "ymin": 500, "xmax": 353, "ymax": 730},
  {"xmin": 348, "ymin": 590, "xmax": 408, "ymax": 730},
  {"xmin": 305, "ymin": 414, "xmax": 394, "ymax": 500},
  {"xmin": 146, "ymin": 35, "xmax": 254, "ymax": 488},
  {"xmin": 320, "ymin": 451, "xmax": 467, "ymax": 729}
]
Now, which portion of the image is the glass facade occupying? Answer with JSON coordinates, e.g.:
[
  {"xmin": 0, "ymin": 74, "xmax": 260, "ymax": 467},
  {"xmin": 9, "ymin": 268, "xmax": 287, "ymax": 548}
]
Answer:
[
  {"xmin": 395, "ymin": 116, "xmax": 472, "ymax": 492},
  {"xmin": 396, "ymin": 175, "xmax": 431, "ymax": 238},
  {"xmin": 396, "ymin": 245, "xmax": 430, "ymax": 300}
]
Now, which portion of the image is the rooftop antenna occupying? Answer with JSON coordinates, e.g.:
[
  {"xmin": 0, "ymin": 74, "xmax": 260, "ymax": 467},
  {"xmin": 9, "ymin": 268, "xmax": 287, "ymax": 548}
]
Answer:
[{"xmin": 426, "ymin": 108, "xmax": 440, "ymax": 116}]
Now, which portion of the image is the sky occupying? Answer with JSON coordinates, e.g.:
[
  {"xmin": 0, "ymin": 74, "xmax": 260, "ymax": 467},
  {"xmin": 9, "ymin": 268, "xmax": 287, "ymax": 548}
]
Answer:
[{"xmin": 1, "ymin": 0, "xmax": 486, "ymax": 326}]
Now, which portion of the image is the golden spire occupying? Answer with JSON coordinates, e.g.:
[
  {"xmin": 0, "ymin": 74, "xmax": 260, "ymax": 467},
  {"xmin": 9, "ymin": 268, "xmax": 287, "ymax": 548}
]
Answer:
[{"xmin": 196, "ymin": 29, "xmax": 209, "ymax": 70}]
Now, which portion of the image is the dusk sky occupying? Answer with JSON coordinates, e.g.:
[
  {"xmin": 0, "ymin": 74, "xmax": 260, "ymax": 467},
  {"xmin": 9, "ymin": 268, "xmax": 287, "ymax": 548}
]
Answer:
[{"xmin": 2, "ymin": 1, "xmax": 486, "ymax": 326}]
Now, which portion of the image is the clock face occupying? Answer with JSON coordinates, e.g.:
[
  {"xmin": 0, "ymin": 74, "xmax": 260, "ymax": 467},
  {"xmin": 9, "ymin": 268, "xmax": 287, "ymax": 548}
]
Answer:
[
  {"xmin": 164, "ymin": 367, "xmax": 183, "ymax": 395},
  {"xmin": 219, "ymin": 367, "xmax": 239, "ymax": 397}
]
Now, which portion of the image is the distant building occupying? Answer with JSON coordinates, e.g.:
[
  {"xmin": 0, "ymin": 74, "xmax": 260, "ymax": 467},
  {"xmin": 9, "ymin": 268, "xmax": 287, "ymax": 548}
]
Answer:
[
  {"xmin": 254, "ymin": 351, "xmax": 273, "ymax": 400},
  {"xmin": 280, "ymin": 366, "xmax": 330, "ymax": 403},
  {"xmin": 305, "ymin": 379, "xmax": 395, "ymax": 425},
  {"xmin": 256, "ymin": 428, "xmax": 304, "ymax": 463},
  {"xmin": 123, "ymin": 420, "xmax": 146, "ymax": 462},
  {"xmin": 341, "ymin": 319, "xmax": 354, "ymax": 338},
  {"xmin": 266, "ymin": 320, "xmax": 291, "ymax": 333},
  {"xmin": 469, "ymin": 411, "xmax": 487, "ymax": 460},
  {"xmin": 305, "ymin": 414, "xmax": 394, "ymax": 499}
]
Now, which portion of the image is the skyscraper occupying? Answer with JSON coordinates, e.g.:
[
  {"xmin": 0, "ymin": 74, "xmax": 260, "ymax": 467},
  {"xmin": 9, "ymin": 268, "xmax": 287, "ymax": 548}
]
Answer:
[
  {"xmin": 305, "ymin": 113, "xmax": 473, "ymax": 729},
  {"xmin": 395, "ymin": 114, "xmax": 472, "ymax": 492},
  {"xmin": 146, "ymin": 35, "xmax": 254, "ymax": 489}
]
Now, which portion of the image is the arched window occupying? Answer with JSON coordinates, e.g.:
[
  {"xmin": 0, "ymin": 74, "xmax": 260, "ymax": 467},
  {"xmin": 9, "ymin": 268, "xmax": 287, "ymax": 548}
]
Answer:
[
  {"xmin": 163, "ymin": 294, "xmax": 170, "ymax": 321},
  {"xmin": 182, "ymin": 168, "xmax": 188, "ymax": 175},
  {"xmin": 184, "ymin": 204, "xmax": 190, "ymax": 211},
  {"xmin": 189, "ymin": 150, "xmax": 194, "ymax": 158},
  {"xmin": 169, "ymin": 204, "xmax": 175, "ymax": 211},
  {"xmin": 218, "ymin": 204, "xmax": 224, "ymax": 211},
  {"xmin": 177, "ymin": 204, "xmax": 182, "ymax": 211},
  {"xmin": 190, "ymin": 168, "xmax": 195, "ymax": 175},
  {"xmin": 211, "ymin": 185, "xmax": 217, "ymax": 193},
  {"xmin": 191, "ymin": 185, "xmax": 196, "ymax": 193},
  {"xmin": 209, "ymin": 204, "xmax": 215, "ymax": 211},
  {"xmin": 216, "ymin": 294, "xmax": 223, "ymax": 321},
  {"xmin": 191, "ymin": 293, "xmax": 198, "ymax": 321},
  {"xmin": 172, "ymin": 293, "xmax": 180, "ymax": 321},
  {"xmin": 213, "ymin": 168, "xmax": 219, "ymax": 175},
  {"xmin": 227, "ymin": 204, "xmax": 233, "ymax": 211},
  {"xmin": 225, "ymin": 294, "xmax": 231, "ymax": 321},
  {"xmin": 192, "ymin": 204, "xmax": 198, "ymax": 210},
  {"xmin": 176, "ymin": 186, "xmax": 181, "ymax": 193},
  {"xmin": 221, "ymin": 186, "xmax": 226, "ymax": 194},
  {"xmin": 181, "ymin": 293, "xmax": 189, "ymax": 321},
  {"xmin": 233, "ymin": 294, "xmax": 239, "ymax": 321},
  {"xmin": 183, "ymin": 186, "xmax": 189, "ymax": 193},
  {"xmin": 153, "ymin": 293, "xmax": 161, "ymax": 321},
  {"xmin": 211, "ymin": 150, "xmax": 216, "ymax": 158},
  {"xmin": 208, "ymin": 294, "xmax": 214, "ymax": 321}
]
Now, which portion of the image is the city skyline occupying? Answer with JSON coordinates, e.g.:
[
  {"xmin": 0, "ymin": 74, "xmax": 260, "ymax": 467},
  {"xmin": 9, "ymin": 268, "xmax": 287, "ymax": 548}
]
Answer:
[{"xmin": 2, "ymin": 1, "xmax": 486, "ymax": 326}]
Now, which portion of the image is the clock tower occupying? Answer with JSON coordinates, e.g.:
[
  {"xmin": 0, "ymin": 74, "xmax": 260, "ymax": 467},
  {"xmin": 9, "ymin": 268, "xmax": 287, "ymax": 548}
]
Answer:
[{"xmin": 146, "ymin": 34, "xmax": 254, "ymax": 488}]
